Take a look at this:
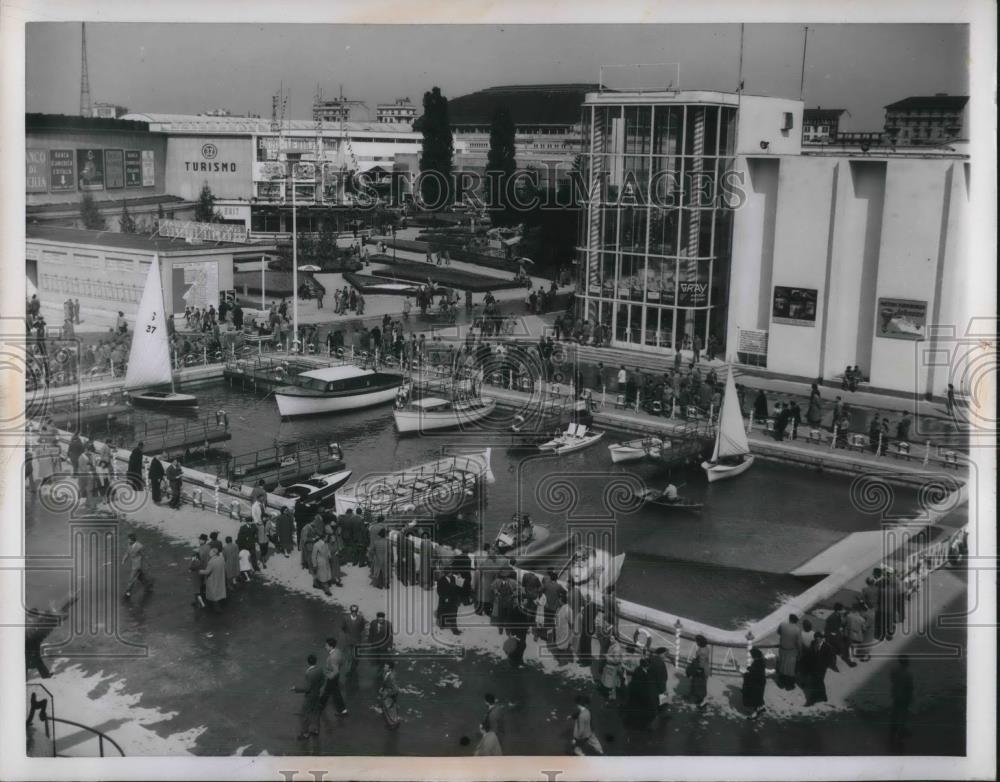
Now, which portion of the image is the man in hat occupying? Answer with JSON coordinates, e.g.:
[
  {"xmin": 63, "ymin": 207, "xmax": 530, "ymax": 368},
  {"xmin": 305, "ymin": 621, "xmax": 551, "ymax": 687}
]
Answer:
[
  {"xmin": 339, "ymin": 604, "xmax": 367, "ymax": 678},
  {"xmin": 366, "ymin": 611, "xmax": 394, "ymax": 673},
  {"xmin": 165, "ymin": 458, "xmax": 183, "ymax": 509}
]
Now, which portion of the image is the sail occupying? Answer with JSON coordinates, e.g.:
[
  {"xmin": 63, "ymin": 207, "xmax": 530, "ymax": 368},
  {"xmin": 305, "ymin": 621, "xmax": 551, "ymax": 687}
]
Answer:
[
  {"xmin": 712, "ymin": 368, "xmax": 750, "ymax": 461},
  {"xmin": 124, "ymin": 254, "xmax": 173, "ymax": 390}
]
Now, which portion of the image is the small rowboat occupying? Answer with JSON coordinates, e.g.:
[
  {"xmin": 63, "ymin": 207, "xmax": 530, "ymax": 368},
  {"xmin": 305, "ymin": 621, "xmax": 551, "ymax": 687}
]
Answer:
[
  {"xmin": 608, "ymin": 436, "xmax": 667, "ymax": 464},
  {"xmin": 538, "ymin": 423, "xmax": 604, "ymax": 455},
  {"xmin": 638, "ymin": 488, "xmax": 704, "ymax": 512}
]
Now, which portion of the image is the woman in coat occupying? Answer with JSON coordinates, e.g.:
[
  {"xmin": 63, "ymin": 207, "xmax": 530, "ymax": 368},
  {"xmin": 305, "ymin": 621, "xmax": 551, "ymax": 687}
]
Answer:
[
  {"xmin": 198, "ymin": 548, "xmax": 227, "ymax": 612},
  {"xmin": 806, "ymin": 383, "xmax": 823, "ymax": 426},
  {"xmin": 327, "ymin": 526, "xmax": 344, "ymax": 587},
  {"xmin": 686, "ymin": 635, "xmax": 711, "ymax": 705},
  {"xmin": 600, "ymin": 634, "xmax": 624, "ymax": 702},
  {"xmin": 222, "ymin": 536, "xmax": 240, "ymax": 586},
  {"xmin": 742, "ymin": 647, "xmax": 767, "ymax": 717},
  {"xmin": 312, "ymin": 536, "xmax": 333, "ymax": 595}
]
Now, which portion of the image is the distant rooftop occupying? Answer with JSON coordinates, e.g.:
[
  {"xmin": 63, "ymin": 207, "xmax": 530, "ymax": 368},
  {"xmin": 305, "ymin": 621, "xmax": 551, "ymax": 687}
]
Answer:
[
  {"xmin": 121, "ymin": 113, "xmax": 418, "ymax": 135},
  {"xmin": 25, "ymin": 224, "xmax": 272, "ymax": 253},
  {"xmin": 884, "ymin": 95, "xmax": 969, "ymax": 112},
  {"xmin": 26, "ymin": 113, "xmax": 154, "ymax": 134},
  {"xmin": 803, "ymin": 108, "xmax": 847, "ymax": 121}
]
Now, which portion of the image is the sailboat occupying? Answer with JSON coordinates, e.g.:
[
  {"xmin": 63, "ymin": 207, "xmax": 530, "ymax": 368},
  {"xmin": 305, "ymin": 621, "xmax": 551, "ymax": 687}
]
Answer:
[
  {"xmin": 701, "ymin": 367, "xmax": 754, "ymax": 482},
  {"xmin": 125, "ymin": 255, "xmax": 198, "ymax": 408}
]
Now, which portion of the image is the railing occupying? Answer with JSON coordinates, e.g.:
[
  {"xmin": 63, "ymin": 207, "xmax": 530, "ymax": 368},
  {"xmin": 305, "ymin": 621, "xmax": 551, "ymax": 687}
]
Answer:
[{"xmin": 26, "ymin": 683, "xmax": 125, "ymax": 757}]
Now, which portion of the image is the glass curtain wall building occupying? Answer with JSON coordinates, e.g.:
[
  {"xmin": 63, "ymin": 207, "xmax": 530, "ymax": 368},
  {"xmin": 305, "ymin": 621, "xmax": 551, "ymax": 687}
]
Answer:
[{"xmin": 577, "ymin": 92, "xmax": 738, "ymax": 353}]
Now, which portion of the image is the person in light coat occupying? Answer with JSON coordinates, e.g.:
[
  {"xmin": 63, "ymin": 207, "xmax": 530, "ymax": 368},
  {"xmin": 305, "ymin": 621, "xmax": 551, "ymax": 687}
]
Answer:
[
  {"xmin": 312, "ymin": 536, "xmax": 333, "ymax": 595},
  {"xmin": 198, "ymin": 548, "xmax": 227, "ymax": 612},
  {"xmin": 553, "ymin": 592, "xmax": 574, "ymax": 655},
  {"xmin": 600, "ymin": 633, "xmax": 624, "ymax": 702},
  {"xmin": 776, "ymin": 613, "xmax": 803, "ymax": 689}
]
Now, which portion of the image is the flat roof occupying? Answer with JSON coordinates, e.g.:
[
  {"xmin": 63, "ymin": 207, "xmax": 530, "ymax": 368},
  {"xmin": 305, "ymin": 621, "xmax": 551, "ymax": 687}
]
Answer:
[
  {"xmin": 121, "ymin": 113, "xmax": 419, "ymax": 136},
  {"xmin": 25, "ymin": 225, "xmax": 272, "ymax": 253},
  {"xmin": 299, "ymin": 365, "xmax": 375, "ymax": 382}
]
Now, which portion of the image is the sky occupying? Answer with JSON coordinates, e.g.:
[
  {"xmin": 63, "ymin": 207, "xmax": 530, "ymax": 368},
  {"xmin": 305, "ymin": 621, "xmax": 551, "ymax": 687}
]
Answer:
[{"xmin": 25, "ymin": 23, "xmax": 968, "ymax": 131}]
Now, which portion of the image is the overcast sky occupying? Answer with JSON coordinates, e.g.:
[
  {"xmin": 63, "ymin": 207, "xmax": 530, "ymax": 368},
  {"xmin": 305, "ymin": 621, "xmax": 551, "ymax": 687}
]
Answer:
[{"xmin": 25, "ymin": 23, "xmax": 967, "ymax": 131}]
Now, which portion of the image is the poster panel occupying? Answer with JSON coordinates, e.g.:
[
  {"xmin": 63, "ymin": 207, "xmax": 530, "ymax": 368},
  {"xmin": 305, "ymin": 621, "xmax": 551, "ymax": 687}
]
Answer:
[
  {"xmin": 876, "ymin": 298, "xmax": 927, "ymax": 340},
  {"xmin": 26, "ymin": 149, "xmax": 49, "ymax": 192},
  {"xmin": 141, "ymin": 150, "xmax": 155, "ymax": 186},
  {"xmin": 125, "ymin": 150, "xmax": 143, "ymax": 187},
  {"xmin": 105, "ymin": 149, "xmax": 125, "ymax": 189},
  {"xmin": 772, "ymin": 286, "xmax": 818, "ymax": 326},
  {"xmin": 171, "ymin": 261, "xmax": 220, "ymax": 316},
  {"xmin": 677, "ymin": 281, "xmax": 710, "ymax": 307},
  {"xmin": 77, "ymin": 148, "xmax": 105, "ymax": 190},
  {"xmin": 50, "ymin": 149, "xmax": 75, "ymax": 191}
]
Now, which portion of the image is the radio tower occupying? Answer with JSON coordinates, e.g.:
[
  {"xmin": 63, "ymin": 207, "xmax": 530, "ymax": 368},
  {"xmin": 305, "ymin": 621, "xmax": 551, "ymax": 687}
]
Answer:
[{"xmin": 79, "ymin": 22, "xmax": 92, "ymax": 117}]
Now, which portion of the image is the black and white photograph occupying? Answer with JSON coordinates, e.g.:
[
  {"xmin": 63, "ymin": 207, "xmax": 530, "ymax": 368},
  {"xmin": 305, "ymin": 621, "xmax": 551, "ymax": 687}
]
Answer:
[{"xmin": 0, "ymin": 2, "xmax": 995, "ymax": 781}]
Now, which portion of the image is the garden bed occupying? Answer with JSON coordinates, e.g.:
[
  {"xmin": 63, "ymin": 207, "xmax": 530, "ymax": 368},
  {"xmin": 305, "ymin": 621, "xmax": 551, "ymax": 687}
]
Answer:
[
  {"xmin": 343, "ymin": 272, "xmax": 447, "ymax": 297},
  {"xmin": 366, "ymin": 258, "xmax": 523, "ymax": 292}
]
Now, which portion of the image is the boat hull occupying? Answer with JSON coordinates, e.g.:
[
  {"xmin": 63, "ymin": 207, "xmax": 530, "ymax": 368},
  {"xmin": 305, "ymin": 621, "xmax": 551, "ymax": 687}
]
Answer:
[
  {"xmin": 538, "ymin": 431, "xmax": 604, "ymax": 455},
  {"xmin": 639, "ymin": 489, "xmax": 703, "ymax": 511},
  {"xmin": 701, "ymin": 455, "xmax": 755, "ymax": 483},
  {"xmin": 130, "ymin": 391, "xmax": 198, "ymax": 408},
  {"xmin": 393, "ymin": 399, "xmax": 496, "ymax": 433},
  {"xmin": 276, "ymin": 384, "xmax": 400, "ymax": 417},
  {"xmin": 608, "ymin": 438, "xmax": 665, "ymax": 463}
]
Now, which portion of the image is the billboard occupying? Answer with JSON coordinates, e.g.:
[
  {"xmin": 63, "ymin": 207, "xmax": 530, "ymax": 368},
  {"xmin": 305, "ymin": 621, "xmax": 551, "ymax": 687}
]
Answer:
[
  {"xmin": 50, "ymin": 149, "xmax": 75, "ymax": 191},
  {"xmin": 77, "ymin": 148, "xmax": 105, "ymax": 190},
  {"xmin": 171, "ymin": 261, "xmax": 220, "ymax": 316},
  {"xmin": 772, "ymin": 286, "xmax": 818, "ymax": 326},
  {"xmin": 141, "ymin": 150, "xmax": 155, "ymax": 186},
  {"xmin": 105, "ymin": 149, "xmax": 125, "ymax": 189},
  {"xmin": 125, "ymin": 150, "xmax": 143, "ymax": 187},
  {"xmin": 876, "ymin": 298, "xmax": 927, "ymax": 341},
  {"xmin": 26, "ymin": 149, "xmax": 49, "ymax": 193}
]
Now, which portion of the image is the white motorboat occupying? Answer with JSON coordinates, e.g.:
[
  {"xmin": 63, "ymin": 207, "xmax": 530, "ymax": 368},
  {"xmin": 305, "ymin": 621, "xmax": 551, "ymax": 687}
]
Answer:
[
  {"xmin": 701, "ymin": 368, "xmax": 755, "ymax": 483},
  {"xmin": 537, "ymin": 423, "xmax": 604, "ymax": 455},
  {"xmin": 608, "ymin": 435, "xmax": 668, "ymax": 463},
  {"xmin": 272, "ymin": 468, "xmax": 353, "ymax": 506},
  {"xmin": 393, "ymin": 395, "xmax": 496, "ymax": 433},
  {"xmin": 334, "ymin": 448, "xmax": 494, "ymax": 517},
  {"xmin": 494, "ymin": 519, "xmax": 551, "ymax": 555},
  {"xmin": 125, "ymin": 254, "xmax": 198, "ymax": 408},
  {"xmin": 275, "ymin": 365, "xmax": 402, "ymax": 417}
]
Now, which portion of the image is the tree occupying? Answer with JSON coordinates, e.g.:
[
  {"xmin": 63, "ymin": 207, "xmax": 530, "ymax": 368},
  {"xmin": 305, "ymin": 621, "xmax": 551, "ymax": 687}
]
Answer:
[
  {"xmin": 486, "ymin": 107, "xmax": 517, "ymax": 226},
  {"xmin": 79, "ymin": 192, "xmax": 106, "ymax": 230},
  {"xmin": 118, "ymin": 200, "xmax": 137, "ymax": 233},
  {"xmin": 194, "ymin": 183, "xmax": 219, "ymax": 223},
  {"xmin": 418, "ymin": 87, "xmax": 454, "ymax": 209}
]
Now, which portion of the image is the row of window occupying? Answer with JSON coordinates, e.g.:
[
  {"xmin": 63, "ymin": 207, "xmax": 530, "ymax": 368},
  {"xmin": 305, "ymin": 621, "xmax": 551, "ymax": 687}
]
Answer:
[{"xmin": 40, "ymin": 273, "xmax": 142, "ymax": 303}]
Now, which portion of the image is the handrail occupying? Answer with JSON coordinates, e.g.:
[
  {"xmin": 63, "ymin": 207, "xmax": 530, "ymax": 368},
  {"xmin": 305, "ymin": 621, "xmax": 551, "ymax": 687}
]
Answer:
[{"xmin": 45, "ymin": 716, "xmax": 126, "ymax": 757}]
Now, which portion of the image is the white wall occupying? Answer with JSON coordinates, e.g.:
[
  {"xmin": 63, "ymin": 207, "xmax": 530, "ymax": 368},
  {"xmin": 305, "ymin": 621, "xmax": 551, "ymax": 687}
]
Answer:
[{"xmin": 736, "ymin": 96, "xmax": 804, "ymax": 157}]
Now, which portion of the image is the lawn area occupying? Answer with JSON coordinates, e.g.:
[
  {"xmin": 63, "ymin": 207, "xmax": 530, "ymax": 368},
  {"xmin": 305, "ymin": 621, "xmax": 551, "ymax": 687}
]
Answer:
[{"xmin": 367, "ymin": 257, "xmax": 523, "ymax": 292}]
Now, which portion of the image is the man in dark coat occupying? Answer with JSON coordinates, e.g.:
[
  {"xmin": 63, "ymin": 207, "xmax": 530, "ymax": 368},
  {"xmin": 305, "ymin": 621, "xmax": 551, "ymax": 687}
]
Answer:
[
  {"xmin": 148, "ymin": 455, "xmax": 165, "ymax": 504},
  {"xmin": 436, "ymin": 571, "xmax": 460, "ymax": 634},
  {"xmin": 365, "ymin": 611, "xmax": 394, "ymax": 671},
  {"xmin": 648, "ymin": 647, "xmax": 669, "ymax": 702},
  {"xmin": 452, "ymin": 548, "xmax": 473, "ymax": 605},
  {"xmin": 165, "ymin": 458, "xmax": 183, "ymax": 509},
  {"xmin": 623, "ymin": 657, "xmax": 659, "ymax": 730},
  {"xmin": 804, "ymin": 632, "xmax": 838, "ymax": 705},
  {"xmin": 577, "ymin": 597, "xmax": 599, "ymax": 666},
  {"xmin": 396, "ymin": 532, "xmax": 416, "ymax": 585},
  {"xmin": 236, "ymin": 517, "xmax": 259, "ymax": 571},
  {"xmin": 292, "ymin": 654, "xmax": 325, "ymax": 740},
  {"xmin": 127, "ymin": 441, "xmax": 145, "ymax": 491},
  {"xmin": 276, "ymin": 507, "xmax": 295, "ymax": 556},
  {"xmin": 67, "ymin": 433, "xmax": 85, "ymax": 475},
  {"xmin": 889, "ymin": 655, "xmax": 914, "ymax": 749}
]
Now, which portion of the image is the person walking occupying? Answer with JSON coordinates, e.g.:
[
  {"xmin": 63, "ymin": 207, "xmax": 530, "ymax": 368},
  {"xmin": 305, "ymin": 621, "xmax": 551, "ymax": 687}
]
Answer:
[
  {"xmin": 319, "ymin": 637, "xmax": 349, "ymax": 716},
  {"xmin": 570, "ymin": 694, "xmax": 604, "ymax": 756},
  {"xmin": 276, "ymin": 507, "xmax": 295, "ymax": 556},
  {"xmin": 889, "ymin": 655, "xmax": 914, "ymax": 749},
  {"xmin": 365, "ymin": 611, "xmax": 394, "ymax": 670},
  {"xmin": 377, "ymin": 661, "xmax": 401, "ymax": 729},
  {"xmin": 198, "ymin": 548, "xmax": 227, "ymax": 613},
  {"xmin": 945, "ymin": 383, "xmax": 957, "ymax": 417},
  {"xmin": 222, "ymin": 535, "xmax": 240, "ymax": 587},
  {"xmin": 804, "ymin": 632, "xmax": 837, "ymax": 705},
  {"xmin": 807, "ymin": 383, "xmax": 823, "ymax": 426},
  {"xmin": 312, "ymin": 535, "xmax": 334, "ymax": 595},
  {"xmin": 741, "ymin": 647, "xmax": 767, "ymax": 718},
  {"xmin": 122, "ymin": 533, "xmax": 154, "ymax": 598},
  {"xmin": 67, "ymin": 432, "xmax": 85, "ymax": 475},
  {"xmin": 165, "ymin": 458, "xmax": 183, "ymax": 509},
  {"xmin": 776, "ymin": 614, "xmax": 802, "ymax": 690},
  {"xmin": 623, "ymin": 656, "xmax": 659, "ymax": 730},
  {"xmin": 437, "ymin": 570, "xmax": 460, "ymax": 634},
  {"xmin": 292, "ymin": 654, "xmax": 325, "ymax": 740},
  {"xmin": 686, "ymin": 635, "xmax": 711, "ymax": 706},
  {"xmin": 126, "ymin": 441, "xmax": 144, "ymax": 491},
  {"xmin": 339, "ymin": 604, "xmax": 366, "ymax": 678},
  {"xmin": 148, "ymin": 454, "xmax": 165, "ymax": 504},
  {"xmin": 601, "ymin": 633, "xmax": 625, "ymax": 703}
]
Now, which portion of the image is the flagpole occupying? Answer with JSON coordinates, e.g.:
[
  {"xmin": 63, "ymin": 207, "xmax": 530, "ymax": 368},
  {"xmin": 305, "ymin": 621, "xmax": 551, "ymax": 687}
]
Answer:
[
  {"xmin": 261, "ymin": 254, "xmax": 266, "ymax": 310},
  {"xmin": 292, "ymin": 164, "xmax": 299, "ymax": 352}
]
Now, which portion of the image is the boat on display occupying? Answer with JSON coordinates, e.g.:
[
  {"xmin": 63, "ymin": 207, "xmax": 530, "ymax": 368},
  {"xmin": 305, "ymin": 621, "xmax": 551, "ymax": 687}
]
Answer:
[
  {"xmin": 393, "ymin": 377, "xmax": 496, "ymax": 433},
  {"xmin": 537, "ymin": 423, "xmax": 604, "ymax": 455},
  {"xmin": 275, "ymin": 365, "xmax": 403, "ymax": 417},
  {"xmin": 564, "ymin": 546, "xmax": 626, "ymax": 592},
  {"xmin": 637, "ymin": 487, "xmax": 704, "ymax": 512},
  {"xmin": 494, "ymin": 516, "xmax": 551, "ymax": 555},
  {"xmin": 608, "ymin": 435, "xmax": 669, "ymax": 464},
  {"xmin": 334, "ymin": 448, "xmax": 494, "ymax": 517},
  {"xmin": 701, "ymin": 368, "xmax": 755, "ymax": 483},
  {"xmin": 271, "ymin": 468, "xmax": 353, "ymax": 506},
  {"xmin": 125, "ymin": 254, "xmax": 198, "ymax": 408}
]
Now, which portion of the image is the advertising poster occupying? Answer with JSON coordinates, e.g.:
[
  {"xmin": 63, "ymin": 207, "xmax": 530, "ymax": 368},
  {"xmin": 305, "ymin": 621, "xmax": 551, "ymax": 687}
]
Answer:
[
  {"xmin": 125, "ymin": 150, "xmax": 143, "ymax": 187},
  {"xmin": 104, "ymin": 149, "xmax": 125, "ymax": 189},
  {"xmin": 26, "ymin": 149, "xmax": 49, "ymax": 192},
  {"xmin": 876, "ymin": 297, "xmax": 927, "ymax": 340},
  {"xmin": 50, "ymin": 149, "xmax": 75, "ymax": 191},
  {"xmin": 677, "ymin": 280, "xmax": 710, "ymax": 307},
  {"xmin": 171, "ymin": 261, "xmax": 220, "ymax": 315},
  {"xmin": 772, "ymin": 286, "xmax": 818, "ymax": 326},
  {"xmin": 141, "ymin": 150, "xmax": 155, "ymax": 186},
  {"xmin": 77, "ymin": 148, "xmax": 105, "ymax": 190}
]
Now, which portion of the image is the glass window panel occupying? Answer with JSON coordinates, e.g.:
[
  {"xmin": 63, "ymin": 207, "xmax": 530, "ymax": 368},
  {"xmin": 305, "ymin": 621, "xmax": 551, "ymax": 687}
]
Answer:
[
  {"xmin": 719, "ymin": 107, "xmax": 737, "ymax": 156},
  {"xmin": 653, "ymin": 106, "xmax": 682, "ymax": 156},
  {"xmin": 618, "ymin": 207, "xmax": 647, "ymax": 254},
  {"xmin": 648, "ymin": 207, "xmax": 679, "ymax": 257},
  {"xmin": 624, "ymin": 106, "xmax": 652, "ymax": 155},
  {"xmin": 684, "ymin": 106, "xmax": 708, "ymax": 156},
  {"xmin": 601, "ymin": 251, "xmax": 616, "ymax": 298},
  {"xmin": 600, "ymin": 207, "xmax": 618, "ymax": 248},
  {"xmin": 702, "ymin": 106, "xmax": 720, "ymax": 156}
]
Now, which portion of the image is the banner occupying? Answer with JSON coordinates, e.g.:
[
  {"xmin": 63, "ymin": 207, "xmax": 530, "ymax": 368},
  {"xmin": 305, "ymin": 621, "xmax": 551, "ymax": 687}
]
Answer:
[
  {"xmin": 77, "ymin": 148, "xmax": 105, "ymax": 190},
  {"xmin": 877, "ymin": 298, "xmax": 927, "ymax": 341},
  {"xmin": 141, "ymin": 150, "xmax": 155, "ymax": 186},
  {"xmin": 677, "ymin": 280, "xmax": 710, "ymax": 307},
  {"xmin": 50, "ymin": 149, "xmax": 75, "ymax": 191},
  {"xmin": 158, "ymin": 218, "xmax": 249, "ymax": 244},
  {"xmin": 125, "ymin": 150, "xmax": 142, "ymax": 187},
  {"xmin": 105, "ymin": 149, "xmax": 125, "ymax": 189},
  {"xmin": 772, "ymin": 286, "xmax": 818, "ymax": 326},
  {"xmin": 26, "ymin": 149, "xmax": 49, "ymax": 193}
]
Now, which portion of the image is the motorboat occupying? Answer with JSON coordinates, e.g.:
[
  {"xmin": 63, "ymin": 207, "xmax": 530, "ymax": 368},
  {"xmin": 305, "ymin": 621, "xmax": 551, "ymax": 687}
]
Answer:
[
  {"xmin": 608, "ymin": 435, "xmax": 668, "ymax": 464},
  {"xmin": 275, "ymin": 365, "xmax": 402, "ymax": 417},
  {"xmin": 701, "ymin": 368, "xmax": 755, "ymax": 482},
  {"xmin": 125, "ymin": 254, "xmax": 198, "ymax": 408},
  {"xmin": 564, "ymin": 546, "xmax": 625, "ymax": 592},
  {"xmin": 494, "ymin": 517, "xmax": 551, "ymax": 555},
  {"xmin": 393, "ymin": 395, "xmax": 496, "ymax": 433},
  {"xmin": 334, "ymin": 448, "xmax": 494, "ymax": 517},
  {"xmin": 537, "ymin": 423, "xmax": 604, "ymax": 455},
  {"xmin": 637, "ymin": 487, "xmax": 703, "ymax": 512},
  {"xmin": 272, "ymin": 468, "xmax": 353, "ymax": 506}
]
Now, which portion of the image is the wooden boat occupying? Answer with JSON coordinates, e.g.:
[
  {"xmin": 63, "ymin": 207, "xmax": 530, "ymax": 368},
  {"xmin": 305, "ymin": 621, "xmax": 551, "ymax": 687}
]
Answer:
[
  {"xmin": 608, "ymin": 435, "xmax": 668, "ymax": 464},
  {"xmin": 272, "ymin": 468, "xmax": 353, "ymax": 505},
  {"xmin": 701, "ymin": 368, "xmax": 755, "ymax": 482},
  {"xmin": 637, "ymin": 488, "xmax": 703, "ymax": 511},
  {"xmin": 393, "ymin": 394, "xmax": 496, "ymax": 433},
  {"xmin": 275, "ymin": 365, "xmax": 402, "ymax": 417},
  {"xmin": 537, "ymin": 423, "xmax": 604, "ymax": 455},
  {"xmin": 125, "ymin": 254, "xmax": 198, "ymax": 408}
]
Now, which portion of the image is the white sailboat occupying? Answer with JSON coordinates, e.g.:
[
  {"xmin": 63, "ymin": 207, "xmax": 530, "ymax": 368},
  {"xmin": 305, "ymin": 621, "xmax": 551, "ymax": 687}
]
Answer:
[
  {"xmin": 701, "ymin": 367, "xmax": 754, "ymax": 482},
  {"xmin": 125, "ymin": 255, "xmax": 198, "ymax": 408}
]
